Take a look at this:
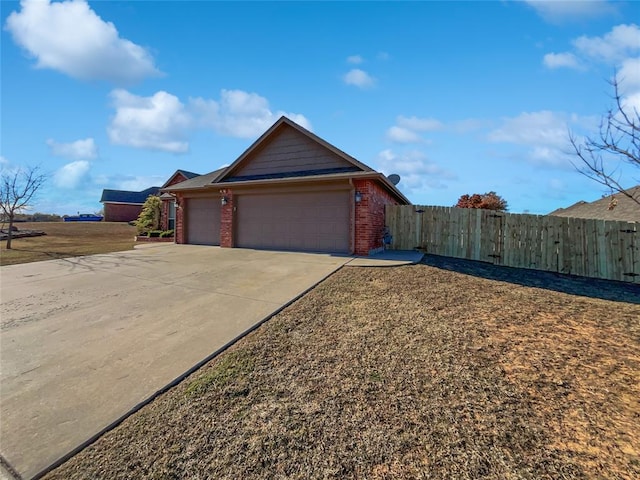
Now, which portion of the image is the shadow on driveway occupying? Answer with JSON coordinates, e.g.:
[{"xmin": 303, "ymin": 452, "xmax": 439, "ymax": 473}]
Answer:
[{"xmin": 421, "ymin": 254, "xmax": 640, "ymax": 304}]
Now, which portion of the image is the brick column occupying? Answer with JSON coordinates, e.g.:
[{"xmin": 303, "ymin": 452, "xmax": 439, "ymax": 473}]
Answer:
[
  {"xmin": 353, "ymin": 179, "xmax": 397, "ymax": 256},
  {"xmin": 220, "ymin": 189, "xmax": 234, "ymax": 248},
  {"xmin": 175, "ymin": 194, "xmax": 185, "ymax": 244}
]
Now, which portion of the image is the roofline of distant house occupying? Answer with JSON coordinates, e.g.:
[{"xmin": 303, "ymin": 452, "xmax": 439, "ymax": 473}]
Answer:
[{"xmin": 100, "ymin": 201, "xmax": 146, "ymax": 206}]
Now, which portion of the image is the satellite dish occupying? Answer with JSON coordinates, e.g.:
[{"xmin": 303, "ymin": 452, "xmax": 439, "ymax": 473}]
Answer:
[{"xmin": 388, "ymin": 174, "xmax": 401, "ymax": 186}]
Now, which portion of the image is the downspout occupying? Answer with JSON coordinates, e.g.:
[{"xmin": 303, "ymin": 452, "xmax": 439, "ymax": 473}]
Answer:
[{"xmin": 349, "ymin": 178, "xmax": 356, "ymax": 255}]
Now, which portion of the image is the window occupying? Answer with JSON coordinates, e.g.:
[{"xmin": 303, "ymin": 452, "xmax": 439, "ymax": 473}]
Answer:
[{"xmin": 168, "ymin": 200, "xmax": 176, "ymax": 230}]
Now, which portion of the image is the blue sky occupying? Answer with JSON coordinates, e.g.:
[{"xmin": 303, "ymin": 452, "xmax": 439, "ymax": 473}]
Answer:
[{"xmin": 1, "ymin": 0, "xmax": 639, "ymax": 215}]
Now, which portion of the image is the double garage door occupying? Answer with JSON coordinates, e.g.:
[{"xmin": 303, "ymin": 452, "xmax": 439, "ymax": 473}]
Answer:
[{"xmin": 236, "ymin": 191, "xmax": 350, "ymax": 253}]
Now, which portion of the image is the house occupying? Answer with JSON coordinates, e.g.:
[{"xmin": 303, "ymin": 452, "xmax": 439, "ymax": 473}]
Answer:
[
  {"xmin": 548, "ymin": 186, "xmax": 640, "ymax": 223},
  {"xmin": 100, "ymin": 170, "xmax": 199, "ymax": 224},
  {"xmin": 163, "ymin": 116, "xmax": 410, "ymax": 255},
  {"xmin": 100, "ymin": 186, "xmax": 161, "ymax": 222},
  {"xmin": 158, "ymin": 170, "xmax": 200, "ymax": 230}
]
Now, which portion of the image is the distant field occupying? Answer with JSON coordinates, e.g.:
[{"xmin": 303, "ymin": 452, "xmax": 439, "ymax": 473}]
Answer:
[{"xmin": 0, "ymin": 222, "xmax": 137, "ymax": 266}]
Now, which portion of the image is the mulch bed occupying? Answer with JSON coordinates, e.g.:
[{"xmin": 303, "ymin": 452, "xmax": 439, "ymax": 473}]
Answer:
[{"xmin": 45, "ymin": 260, "xmax": 640, "ymax": 479}]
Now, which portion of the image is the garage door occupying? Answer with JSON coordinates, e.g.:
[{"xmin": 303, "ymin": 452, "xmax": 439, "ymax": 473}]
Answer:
[
  {"xmin": 237, "ymin": 191, "xmax": 350, "ymax": 253},
  {"xmin": 186, "ymin": 198, "xmax": 221, "ymax": 245}
]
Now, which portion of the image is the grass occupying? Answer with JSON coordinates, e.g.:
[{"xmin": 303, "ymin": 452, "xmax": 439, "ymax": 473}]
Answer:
[
  {"xmin": 0, "ymin": 222, "xmax": 137, "ymax": 266},
  {"xmin": 44, "ymin": 261, "xmax": 640, "ymax": 479}
]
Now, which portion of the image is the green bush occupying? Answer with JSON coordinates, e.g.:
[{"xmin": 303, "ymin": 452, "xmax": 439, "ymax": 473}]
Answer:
[
  {"xmin": 135, "ymin": 195, "xmax": 162, "ymax": 235},
  {"xmin": 159, "ymin": 229, "xmax": 174, "ymax": 238}
]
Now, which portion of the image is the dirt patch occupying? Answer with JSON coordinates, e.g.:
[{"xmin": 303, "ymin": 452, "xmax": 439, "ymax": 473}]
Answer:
[{"xmin": 44, "ymin": 262, "xmax": 640, "ymax": 479}]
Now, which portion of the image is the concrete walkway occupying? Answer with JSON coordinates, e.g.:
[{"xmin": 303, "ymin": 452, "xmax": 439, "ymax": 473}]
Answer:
[{"xmin": 0, "ymin": 246, "xmax": 352, "ymax": 479}]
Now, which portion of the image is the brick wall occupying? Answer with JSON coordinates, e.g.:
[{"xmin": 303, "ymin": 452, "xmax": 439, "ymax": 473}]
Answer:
[
  {"xmin": 220, "ymin": 190, "xmax": 234, "ymax": 247},
  {"xmin": 353, "ymin": 179, "xmax": 399, "ymax": 256},
  {"xmin": 175, "ymin": 194, "xmax": 185, "ymax": 244},
  {"xmin": 103, "ymin": 203, "xmax": 143, "ymax": 222}
]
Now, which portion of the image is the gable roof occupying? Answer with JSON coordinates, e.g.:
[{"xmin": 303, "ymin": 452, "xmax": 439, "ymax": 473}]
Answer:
[
  {"xmin": 548, "ymin": 186, "xmax": 640, "ymax": 222},
  {"xmin": 100, "ymin": 186, "xmax": 160, "ymax": 204},
  {"xmin": 211, "ymin": 116, "xmax": 373, "ymax": 183},
  {"xmin": 161, "ymin": 168, "xmax": 226, "ymax": 191},
  {"xmin": 162, "ymin": 117, "xmax": 410, "ymax": 204},
  {"xmin": 160, "ymin": 169, "xmax": 201, "ymax": 189}
]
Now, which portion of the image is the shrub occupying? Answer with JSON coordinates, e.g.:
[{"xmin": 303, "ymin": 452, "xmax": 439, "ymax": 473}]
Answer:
[
  {"xmin": 159, "ymin": 229, "xmax": 174, "ymax": 238},
  {"xmin": 135, "ymin": 195, "xmax": 162, "ymax": 235}
]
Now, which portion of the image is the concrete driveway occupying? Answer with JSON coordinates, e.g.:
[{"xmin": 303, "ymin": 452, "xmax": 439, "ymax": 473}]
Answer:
[{"xmin": 0, "ymin": 245, "xmax": 352, "ymax": 479}]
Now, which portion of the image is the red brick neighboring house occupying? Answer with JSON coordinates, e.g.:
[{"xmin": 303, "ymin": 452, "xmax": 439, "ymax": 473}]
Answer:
[
  {"xmin": 163, "ymin": 117, "xmax": 410, "ymax": 255},
  {"xmin": 100, "ymin": 187, "xmax": 160, "ymax": 222}
]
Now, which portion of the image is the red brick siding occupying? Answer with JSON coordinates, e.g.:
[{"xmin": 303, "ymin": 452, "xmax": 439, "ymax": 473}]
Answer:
[
  {"xmin": 103, "ymin": 203, "xmax": 143, "ymax": 222},
  {"xmin": 165, "ymin": 173, "xmax": 188, "ymax": 187},
  {"xmin": 161, "ymin": 199, "xmax": 169, "ymax": 230},
  {"xmin": 220, "ymin": 190, "xmax": 234, "ymax": 247},
  {"xmin": 175, "ymin": 194, "xmax": 185, "ymax": 244},
  {"xmin": 353, "ymin": 179, "xmax": 399, "ymax": 256}
]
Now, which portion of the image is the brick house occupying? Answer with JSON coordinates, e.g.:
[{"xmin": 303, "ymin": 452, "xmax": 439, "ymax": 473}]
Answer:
[
  {"xmin": 159, "ymin": 170, "xmax": 200, "ymax": 231},
  {"xmin": 100, "ymin": 186, "xmax": 161, "ymax": 222},
  {"xmin": 163, "ymin": 117, "xmax": 410, "ymax": 256}
]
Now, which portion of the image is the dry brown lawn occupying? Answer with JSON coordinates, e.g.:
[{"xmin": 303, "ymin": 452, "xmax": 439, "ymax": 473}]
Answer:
[
  {"xmin": 0, "ymin": 222, "xmax": 136, "ymax": 266},
  {"xmin": 45, "ymin": 259, "xmax": 640, "ymax": 480}
]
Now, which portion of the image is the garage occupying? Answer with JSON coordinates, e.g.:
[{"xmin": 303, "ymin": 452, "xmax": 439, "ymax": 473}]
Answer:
[
  {"xmin": 236, "ymin": 191, "xmax": 350, "ymax": 253},
  {"xmin": 186, "ymin": 197, "xmax": 221, "ymax": 245}
]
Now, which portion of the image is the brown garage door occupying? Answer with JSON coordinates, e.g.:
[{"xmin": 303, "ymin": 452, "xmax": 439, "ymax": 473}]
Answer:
[
  {"xmin": 186, "ymin": 197, "xmax": 221, "ymax": 245},
  {"xmin": 237, "ymin": 191, "xmax": 350, "ymax": 253}
]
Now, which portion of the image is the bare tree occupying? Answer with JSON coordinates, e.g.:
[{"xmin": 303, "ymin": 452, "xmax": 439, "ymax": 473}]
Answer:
[
  {"xmin": 570, "ymin": 77, "xmax": 640, "ymax": 205},
  {"xmin": 1, "ymin": 166, "xmax": 47, "ymax": 249}
]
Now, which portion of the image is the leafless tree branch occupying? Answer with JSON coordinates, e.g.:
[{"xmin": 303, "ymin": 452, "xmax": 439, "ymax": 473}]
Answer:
[
  {"xmin": 569, "ymin": 76, "xmax": 640, "ymax": 206},
  {"xmin": 1, "ymin": 166, "xmax": 47, "ymax": 249}
]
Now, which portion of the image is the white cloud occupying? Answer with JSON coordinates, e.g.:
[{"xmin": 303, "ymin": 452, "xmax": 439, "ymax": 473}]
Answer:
[
  {"xmin": 107, "ymin": 88, "xmax": 311, "ymax": 150},
  {"xmin": 617, "ymin": 57, "xmax": 640, "ymax": 93},
  {"xmin": 377, "ymin": 52, "xmax": 390, "ymax": 61},
  {"xmin": 523, "ymin": 0, "xmax": 617, "ymax": 23},
  {"xmin": 397, "ymin": 115, "xmax": 443, "ymax": 132},
  {"xmin": 4, "ymin": 0, "xmax": 160, "ymax": 83},
  {"xmin": 108, "ymin": 89, "xmax": 191, "ymax": 153},
  {"xmin": 0, "ymin": 155, "xmax": 8, "ymax": 166},
  {"xmin": 488, "ymin": 110, "xmax": 595, "ymax": 167},
  {"xmin": 573, "ymin": 24, "xmax": 640, "ymax": 63},
  {"xmin": 386, "ymin": 126, "xmax": 423, "ymax": 144},
  {"xmin": 343, "ymin": 68, "xmax": 375, "ymax": 88},
  {"xmin": 346, "ymin": 55, "xmax": 363, "ymax": 64},
  {"xmin": 47, "ymin": 138, "xmax": 98, "ymax": 160},
  {"xmin": 191, "ymin": 89, "xmax": 312, "ymax": 138},
  {"xmin": 386, "ymin": 115, "xmax": 443, "ymax": 144},
  {"xmin": 543, "ymin": 52, "xmax": 583, "ymax": 70},
  {"xmin": 54, "ymin": 160, "xmax": 90, "ymax": 188},
  {"xmin": 375, "ymin": 149, "xmax": 456, "ymax": 191}
]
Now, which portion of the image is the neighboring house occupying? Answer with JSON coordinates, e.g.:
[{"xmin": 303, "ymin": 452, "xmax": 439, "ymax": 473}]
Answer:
[
  {"xmin": 548, "ymin": 186, "xmax": 640, "ymax": 223},
  {"xmin": 100, "ymin": 187, "xmax": 161, "ymax": 222},
  {"xmin": 163, "ymin": 116, "xmax": 410, "ymax": 255}
]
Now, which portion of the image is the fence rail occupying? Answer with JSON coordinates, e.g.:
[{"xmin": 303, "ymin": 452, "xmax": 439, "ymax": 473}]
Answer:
[{"xmin": 386, "ymin": 205, "xmax": 639, "ymax": 283}]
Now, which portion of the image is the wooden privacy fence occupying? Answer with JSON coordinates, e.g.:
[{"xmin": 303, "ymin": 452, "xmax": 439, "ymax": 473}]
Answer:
[{"xmin": 386, "ymin": 205, "xmax": 639, "ymax": 283}]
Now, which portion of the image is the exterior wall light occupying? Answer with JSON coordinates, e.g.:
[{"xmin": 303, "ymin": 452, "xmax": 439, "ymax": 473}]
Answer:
[
  {"xmin": 355, "ymin": 191, "xmax": 362, "ymax": 203},
  {"xmin": 221, "ymin": 196, "xmax": 228, "ymax": 206}
]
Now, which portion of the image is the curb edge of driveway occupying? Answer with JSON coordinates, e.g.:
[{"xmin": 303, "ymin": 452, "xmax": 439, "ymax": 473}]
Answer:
[{"xmin": 30, "ymin": 262, "xmax": 346, "ymax": 480}]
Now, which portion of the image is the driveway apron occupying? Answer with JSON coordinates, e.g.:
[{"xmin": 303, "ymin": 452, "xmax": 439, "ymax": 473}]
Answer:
[{"xmin": 0, "ymin": 246, "xmax": 351, "ymax": 479}]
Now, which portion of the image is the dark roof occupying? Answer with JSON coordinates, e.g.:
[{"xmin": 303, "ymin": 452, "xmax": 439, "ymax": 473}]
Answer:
[
  {"xmin": 212, "ymin": 116, "xmax": 373, "ymax": 184},
  {"xmin": 162, "ymin": 168, "xmax": 227, "ymax": 191},
  {"xmin": 100, "ymin": 186, "xmax": 160, "ymax": 204},
  {"xmin": 160, "ymin": 169, "xmax": 201, "ymax": 188},
  {"xmin": 162, "ymin": 117, "xmax": 410, "ymax": 204},
  {"xmin": 548, "ymin": 186, "xmax": 640, "ymax": 222}
]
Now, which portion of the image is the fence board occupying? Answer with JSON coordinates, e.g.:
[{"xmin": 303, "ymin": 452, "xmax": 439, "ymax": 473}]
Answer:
[{"xmin": 386, "ymin": 205, "xmax": 639, "ymax": 283}]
